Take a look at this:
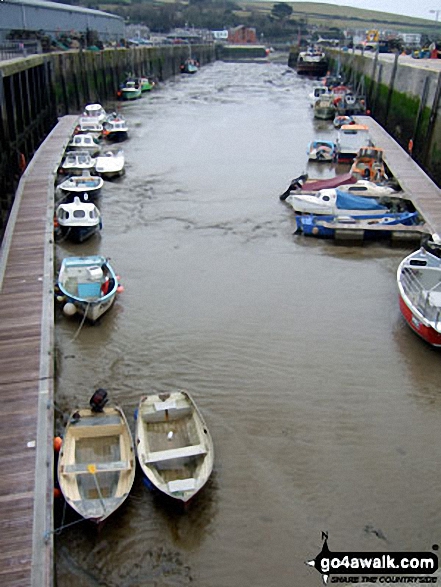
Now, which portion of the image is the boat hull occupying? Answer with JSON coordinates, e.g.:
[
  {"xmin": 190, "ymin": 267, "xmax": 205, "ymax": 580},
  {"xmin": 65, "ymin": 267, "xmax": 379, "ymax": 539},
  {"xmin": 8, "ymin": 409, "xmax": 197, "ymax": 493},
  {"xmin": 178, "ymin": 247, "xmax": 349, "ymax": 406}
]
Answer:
[
  {"xmin": 58, "ymin": 224, "xmax": 101, "ymax": 243},
  {"xmin": 398, "ymin": 295, "xmax": 441, "ymax": 347}
]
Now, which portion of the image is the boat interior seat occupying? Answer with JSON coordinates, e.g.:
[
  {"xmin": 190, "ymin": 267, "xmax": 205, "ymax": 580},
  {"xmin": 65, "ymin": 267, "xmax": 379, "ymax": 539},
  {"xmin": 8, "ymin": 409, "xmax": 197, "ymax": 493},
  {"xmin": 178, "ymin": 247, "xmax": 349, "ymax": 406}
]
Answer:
[
  {"xmin": 428, "ymin": 291, "xmax": 441, "ymax": 307},
  {"xmin": 142, "ymin": 405, "xmax": 192, "ymax": 423},
  {"xmin": 145, "ymin": 444, "xmax": 206, "ymax": 464},
  {"xmin": 61, "ymin": 460, "xmax": 131, "ymax": 475},
  {"xmin": 168, "ymin": 478, "xmax": 196, "ymax": 493}
]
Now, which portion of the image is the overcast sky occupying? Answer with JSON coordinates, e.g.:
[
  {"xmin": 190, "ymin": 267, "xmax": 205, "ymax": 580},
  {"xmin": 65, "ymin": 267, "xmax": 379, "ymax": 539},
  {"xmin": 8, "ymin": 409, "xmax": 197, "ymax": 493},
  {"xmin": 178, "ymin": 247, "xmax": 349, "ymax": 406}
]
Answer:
[{"xmin": 286, "ymin": 1, "xmax": 438, "ymax": 21}]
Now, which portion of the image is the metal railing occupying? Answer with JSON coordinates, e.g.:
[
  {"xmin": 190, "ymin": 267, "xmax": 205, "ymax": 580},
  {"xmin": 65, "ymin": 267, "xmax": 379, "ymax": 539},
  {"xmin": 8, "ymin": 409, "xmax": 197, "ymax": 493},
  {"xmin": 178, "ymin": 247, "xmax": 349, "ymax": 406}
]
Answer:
[
  {"xmin": 400, "ymin": 267, "xmax": 441, "ymax": 327},
  {"xmin": 0, "ymin": 40, "xmax": 41, "ymax": 61}
]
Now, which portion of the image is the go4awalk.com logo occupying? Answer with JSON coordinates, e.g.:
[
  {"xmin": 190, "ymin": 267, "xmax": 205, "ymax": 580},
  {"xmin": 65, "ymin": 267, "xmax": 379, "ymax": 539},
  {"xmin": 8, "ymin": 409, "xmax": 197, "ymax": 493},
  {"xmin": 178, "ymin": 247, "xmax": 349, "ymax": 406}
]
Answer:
[{"xmin": 306, "ymin": 533, "xmax": 438, "ymax": 585}]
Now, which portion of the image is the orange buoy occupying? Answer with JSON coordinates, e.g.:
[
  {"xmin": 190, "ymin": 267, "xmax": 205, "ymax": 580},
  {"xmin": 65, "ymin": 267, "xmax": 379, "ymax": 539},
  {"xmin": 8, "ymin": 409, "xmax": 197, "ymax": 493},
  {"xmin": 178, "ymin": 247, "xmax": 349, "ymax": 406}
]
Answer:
[
  {"xmin": 117, "ymin": 285, "xmax": 124, "ymax": 293},
  {"xmin": 53, "ymin": 437, "xmax": 62, "ymax": 452},
  {"xmin": 54, "ymin": 487, "xmax": 62, "ymax": 499}
]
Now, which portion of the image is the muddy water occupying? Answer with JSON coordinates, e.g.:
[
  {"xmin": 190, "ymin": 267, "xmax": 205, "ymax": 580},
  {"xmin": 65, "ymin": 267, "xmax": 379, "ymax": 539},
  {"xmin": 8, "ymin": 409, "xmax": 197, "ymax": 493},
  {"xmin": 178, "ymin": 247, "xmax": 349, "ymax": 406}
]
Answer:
[{"xmin": 54, "ymin": 61, "xmax": 441, "ymax": 587}]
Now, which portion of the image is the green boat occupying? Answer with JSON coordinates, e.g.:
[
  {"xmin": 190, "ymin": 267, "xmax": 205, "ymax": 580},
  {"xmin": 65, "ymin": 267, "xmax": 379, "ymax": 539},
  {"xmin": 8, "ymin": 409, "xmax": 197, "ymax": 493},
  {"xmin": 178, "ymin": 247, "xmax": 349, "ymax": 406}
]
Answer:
[
  {"xmin": 121, "ymin": 81, "xmax": 141, "ymax": 101},
  {"xmin": 138, "ymin": 77, "xmax": 155, "ymax": 92}
]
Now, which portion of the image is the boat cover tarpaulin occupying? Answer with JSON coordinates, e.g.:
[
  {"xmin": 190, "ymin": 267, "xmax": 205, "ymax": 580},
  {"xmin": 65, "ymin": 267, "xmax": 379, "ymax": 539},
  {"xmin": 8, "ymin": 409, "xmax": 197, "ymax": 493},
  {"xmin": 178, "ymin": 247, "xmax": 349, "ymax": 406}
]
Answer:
[
  {"xmin": 303, "ymin": 172, "xmax": 356, "ymax": 191},
  {"xmin": 335, "ymin": 190, "xmax": 387, "ymax": 210}
]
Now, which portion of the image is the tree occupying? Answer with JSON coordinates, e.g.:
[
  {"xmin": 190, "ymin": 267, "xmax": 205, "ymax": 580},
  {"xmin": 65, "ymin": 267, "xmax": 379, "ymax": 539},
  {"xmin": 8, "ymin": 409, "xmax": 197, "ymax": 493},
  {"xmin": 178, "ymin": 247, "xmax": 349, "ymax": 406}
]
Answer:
[{"xmin": 271, "ymin": 3, "xmax": 293, "ymax": 20}]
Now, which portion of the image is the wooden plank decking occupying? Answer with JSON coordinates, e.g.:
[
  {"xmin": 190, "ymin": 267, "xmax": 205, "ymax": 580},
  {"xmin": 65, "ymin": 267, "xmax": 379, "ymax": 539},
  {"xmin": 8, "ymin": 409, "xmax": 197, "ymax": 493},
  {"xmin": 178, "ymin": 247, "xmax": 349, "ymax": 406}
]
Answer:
[
  {"xmin": 358, "ymin": 116, "xmax": 441, "ymax": 235},
  {"xmin": 0, "ymin": 115, "xmax": 77, "ymax": 587}
]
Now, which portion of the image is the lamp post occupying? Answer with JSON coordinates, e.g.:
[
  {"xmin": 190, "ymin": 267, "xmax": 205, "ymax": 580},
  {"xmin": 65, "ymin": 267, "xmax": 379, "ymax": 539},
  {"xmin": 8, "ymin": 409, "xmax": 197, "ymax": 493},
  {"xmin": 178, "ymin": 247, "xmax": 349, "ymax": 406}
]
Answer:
[{"xmin": 429, "ymin": 9, "xmax": 441, "ymax": 21}]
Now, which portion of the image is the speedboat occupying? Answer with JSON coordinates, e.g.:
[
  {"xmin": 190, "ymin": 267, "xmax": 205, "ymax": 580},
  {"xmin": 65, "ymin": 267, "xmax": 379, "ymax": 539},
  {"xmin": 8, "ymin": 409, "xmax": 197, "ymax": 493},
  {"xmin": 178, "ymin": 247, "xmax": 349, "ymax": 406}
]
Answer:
[
  {"xmin": 103, "ymin": 117, "xmax": 129, "ymax": 142},
  {"xmin": 55, "ymin": 196, "xmax": 102, "ymax": 243},
  {"xmin": 138, "ymin": 77, "xmax": 155, "ymax": 91},
  {"xmin": 95, "ymin": 150, "xmax": 125, "ymax": 179},
  {"xmin": 58, "ymin": 391, "xmax": 135, "ymax": 523},
  {"xmin": 75, "ymin": 117, "xmax": 103, "ymax": 139},
  {"xmin": 57, "ymin": 173, "xmax": 104, "ymax": 197},
  {"xmin": 285, "ymin": 188, "xmax": 389, "ymax": 216},
  {"xmin": 67, "ymin": 133, "xmax": 101, "ymax": 157},
  {"xmin": 60, "ymin": 151, "xmax": 96, "ymax": 175},
  {"xmin": 83, "ymin": 103, "xmax": 107, "ymax": 123},
  {"xmin": 307, "ymin": 140, "xmax": 337, "ymax": 162},
  {"xmin": 181, "ymin": 59, "xmax": 199, "ymax": 74},
  {"xmin": 56, "ymin": 255, "xmax": 121, "ymax": 322},
  {"xmin": 333, "ymin": 115, "xmax": 355, "ymax": 128},
  {"xmin": 397, "ymin": 235, "xmax": 441, "ymax": 346},
  {"xmin": 135, "ymin": 390, "xmax": 214, "ymax": 503},
  {"xmin": 309, "ymin": 85, "xmax": 330, "ymax": 108}
]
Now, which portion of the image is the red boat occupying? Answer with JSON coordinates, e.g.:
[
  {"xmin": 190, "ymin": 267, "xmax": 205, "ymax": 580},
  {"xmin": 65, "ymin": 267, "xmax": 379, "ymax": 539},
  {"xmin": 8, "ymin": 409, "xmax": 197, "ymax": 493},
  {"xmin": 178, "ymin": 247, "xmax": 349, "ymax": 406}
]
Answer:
[{"xmin": 397, "ymin": 237, "xmax": 441, "ymax": 346}]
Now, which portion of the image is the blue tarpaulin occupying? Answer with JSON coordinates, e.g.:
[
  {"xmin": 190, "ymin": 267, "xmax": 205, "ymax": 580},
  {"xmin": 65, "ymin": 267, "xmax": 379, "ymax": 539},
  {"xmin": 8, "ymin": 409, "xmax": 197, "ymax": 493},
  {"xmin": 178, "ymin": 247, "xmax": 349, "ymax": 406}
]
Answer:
[{"xmin": 335, "ymin": 189, "xmax": 387, "ymax": 210}]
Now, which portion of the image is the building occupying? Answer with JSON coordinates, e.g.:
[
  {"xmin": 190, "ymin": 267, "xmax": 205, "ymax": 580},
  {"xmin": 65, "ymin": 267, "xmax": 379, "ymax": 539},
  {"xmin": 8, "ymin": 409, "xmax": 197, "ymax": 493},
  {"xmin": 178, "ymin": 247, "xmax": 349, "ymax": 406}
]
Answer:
[
  {"xmin": 228, "ymin": 26, "xmax": 257, "ymax": 44},
  {"xmin": 0, "ymin": 0, "xmax": 125, "ymax": 42}
]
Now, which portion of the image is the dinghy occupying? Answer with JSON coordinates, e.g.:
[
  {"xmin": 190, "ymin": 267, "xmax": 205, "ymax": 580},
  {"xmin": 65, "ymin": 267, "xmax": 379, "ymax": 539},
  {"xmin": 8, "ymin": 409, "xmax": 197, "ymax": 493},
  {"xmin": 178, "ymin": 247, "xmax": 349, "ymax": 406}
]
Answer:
[
  {"xmin": 58, "ymin": 391, "xmax": 135, "ymax": 523},
  {"xmin": 67, "ymin": 133, "xmax": 101, "ymax": 157},
  {"xmin": 95, "ymin": 150, "xmax": 125, "ymax": 179},
  {"xmin": 56, "ymin": 255, "xmax": 120, "ymax": 322},
  {"xmin": 136, "ymin": 390, "xmax": 214, "ymax": 503},
  {"xmin": 57, "ymin": 173, "xmax": 104, "ymax": 197},
  {"xmin": 60, "ymin": 151, "xmax": 96, "ymax": 175}
]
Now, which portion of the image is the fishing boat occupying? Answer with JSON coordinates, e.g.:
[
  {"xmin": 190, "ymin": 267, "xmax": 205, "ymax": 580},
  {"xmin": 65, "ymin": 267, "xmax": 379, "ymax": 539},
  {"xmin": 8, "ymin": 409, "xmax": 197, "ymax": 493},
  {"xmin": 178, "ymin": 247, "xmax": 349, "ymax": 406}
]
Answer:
[
  {"xmin": 55, "ymin": 196, "xmax": 102, "ymax": 243},
  {"xmin": 138, "ymin": 76, "xmax": 155, "ymax": 91},
  {"xmin": 296, "ymin": 48, "xmax": 328, "ymax": 76},
  {"xmin": 313, "ymin": 95, "xmax": 336, "ymax": 120},
  {"xmin": 350, "ymin": 146, "xmax": 389, "ymax": 183},
  {"xmin": 336, "ymin": 124, "xmax": 372, "ymax": 162},
  {"xmin": 60, "ymin": 151, "xmax": 96, "ymax": 175},
  {"xmin": 397, "ymin": 235, "xmax": 441, "ymax": 346},
  {"xmin": 103, "ymin": 117, "xmax": 129, "ymax": 142},
  {"xmin": 56, "ymin": 255, "xmax": 120, "ymax": 322},
  {"xmin": 57, "ymin": 391, "xmax": 136, "ymax": 523},
  {"xmin": 120, "ymin": 80, "xmax": 141, "ymax": 101},
  {"xmin": 307, "ymin": 140, "xmax": 337, "ymax": 162},
  {"xmin": 57, "ymin": 173, "xmax": 104, "ymax": 197},
  {"xmin": 295, "ymin": 211, "xmax": 424, "ymax": 240},
  {"xmin": 135, "ymin": 390, "xmax": 214, "ymax": 503},
  {"xmin": 95, "ymin": 150, "xmax": 125, "ymax": 179},
  {"xmin": 67, "ymin": 133, "xmax": 101, "ymax": 157},
  {"xmin": 83, "ymin": 103, "xmax": 107, "ymax": 123},
  {"xmin": 75, "ymin": 117, "xmax": 103, "ymax": 139}
]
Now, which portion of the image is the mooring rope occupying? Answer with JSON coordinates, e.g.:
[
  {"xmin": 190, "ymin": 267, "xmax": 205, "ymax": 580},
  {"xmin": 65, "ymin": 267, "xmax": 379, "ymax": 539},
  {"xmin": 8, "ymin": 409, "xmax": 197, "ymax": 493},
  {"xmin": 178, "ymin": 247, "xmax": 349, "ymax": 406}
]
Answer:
[{"xmin": 71, "ymin": 302, "xmax": 91, "ymax": 342}]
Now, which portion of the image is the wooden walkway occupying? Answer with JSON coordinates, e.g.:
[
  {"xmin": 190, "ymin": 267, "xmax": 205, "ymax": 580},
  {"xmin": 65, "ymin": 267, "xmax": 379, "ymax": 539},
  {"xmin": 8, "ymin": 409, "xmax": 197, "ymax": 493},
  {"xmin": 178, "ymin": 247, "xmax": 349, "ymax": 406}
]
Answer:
[
  {"xmin": 0, "ymin": 115, "xmax": 77, "ymax": 587},
  {"xmin": 358, "ymin": 116, "xmax": 441, "ymax": 235}
]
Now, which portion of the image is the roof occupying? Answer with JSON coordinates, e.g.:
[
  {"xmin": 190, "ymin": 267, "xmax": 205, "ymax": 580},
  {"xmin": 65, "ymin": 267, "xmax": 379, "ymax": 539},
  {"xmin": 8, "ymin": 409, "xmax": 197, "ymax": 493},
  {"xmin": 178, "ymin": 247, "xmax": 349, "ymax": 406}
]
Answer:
[{"xmin": 6, "ymin": 0, "xmax": 122, "ymax": 20}]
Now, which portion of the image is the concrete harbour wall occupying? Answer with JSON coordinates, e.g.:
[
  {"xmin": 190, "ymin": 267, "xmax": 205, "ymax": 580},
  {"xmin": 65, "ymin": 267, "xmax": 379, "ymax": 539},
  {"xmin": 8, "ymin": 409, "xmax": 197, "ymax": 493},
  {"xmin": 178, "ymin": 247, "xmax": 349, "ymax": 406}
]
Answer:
[
  {"xmin": 327, "ymin": 50, "xmax": 441, "ymax": 187},
  {"xmin": 0, "ymin": 44, "xmax": 215, "ymax": 240}
]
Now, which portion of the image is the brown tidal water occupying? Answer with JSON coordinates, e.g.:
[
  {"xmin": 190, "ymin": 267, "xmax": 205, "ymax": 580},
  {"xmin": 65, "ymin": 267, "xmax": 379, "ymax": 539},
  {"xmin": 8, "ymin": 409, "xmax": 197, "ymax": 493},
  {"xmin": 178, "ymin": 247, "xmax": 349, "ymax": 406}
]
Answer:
[{"xmin": 54, "ymin": 61, "xmax": 441, "ymax": 587}]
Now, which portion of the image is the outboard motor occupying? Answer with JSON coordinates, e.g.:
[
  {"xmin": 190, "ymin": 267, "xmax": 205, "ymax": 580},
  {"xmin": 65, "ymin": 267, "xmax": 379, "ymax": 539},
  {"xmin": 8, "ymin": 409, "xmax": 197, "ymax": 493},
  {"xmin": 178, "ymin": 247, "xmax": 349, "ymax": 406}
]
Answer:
[{"xmin": 90, "ymin": 388, "xmax": 108, "ymax": 412}]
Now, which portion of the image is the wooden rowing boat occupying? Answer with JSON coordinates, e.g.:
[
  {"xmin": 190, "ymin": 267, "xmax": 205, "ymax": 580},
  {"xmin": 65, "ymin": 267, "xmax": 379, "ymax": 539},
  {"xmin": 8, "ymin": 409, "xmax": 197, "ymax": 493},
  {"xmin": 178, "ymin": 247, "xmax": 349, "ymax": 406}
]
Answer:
[
  {"xmin": 135, "ymin": 390, "xmax": 214, "ymax": 503},
  {"xmin": 58, "ymin": 394, "xmax": 136, "ymax": 523}
]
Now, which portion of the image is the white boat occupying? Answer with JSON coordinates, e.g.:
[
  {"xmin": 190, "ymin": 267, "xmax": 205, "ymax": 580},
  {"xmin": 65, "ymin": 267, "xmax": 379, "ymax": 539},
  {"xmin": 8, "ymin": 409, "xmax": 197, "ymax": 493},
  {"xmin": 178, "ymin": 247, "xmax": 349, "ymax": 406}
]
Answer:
[
  {"xmin": 103, "ymin": 117, "xmax": 129, "ymax": 142},
  {"xmin": 55, "ymin": 196, "xmax": 102, "ymax": 243},
  {"xmin": 336, "ymin": 124, "xmax": 372, "ymax": 162},
  {"xmin": 313, "ymin": 95, "xmax": 336, "ymax": 120},
  {"xmin": 397, "ymin": 236, "xmax": 441, "ymax": 347},
  {"xmin": 56, "ymin": 255, "xmax": 120, "ymax": 322},
  {"xmin": 337, "ymin": 180, "xmax": 399, "ymax": 197},
  {"xmin": 75, "ymin": 117, "xmax": 104, "ymax": 139},
  {"xmin": 83, "ymin": 103, "xmax": 107, "ymax": 123},
  {"xmin": 68, "ymin": 133, "xmax": 101, "ymax": 157},
  {"xmin": 57, "ymin": 173, "xmax": 104, "ymax": 196},
  {"xmin": 95, "ymin": 150, "xmax": 125, "ymax": 179},
  {"xmin": 308, "ymin": 85, "xmax": 330, "ymax": 107},
  {"xmin": 58, "ymin": 392, "xmax": 135, "ymax": 523},
  {"xmin": 285, "ymin": 188, "xmax": 390, "ymax": 216},
  {"xmin": 60, "ymin": 151, "xmax": 96, "ymax": 175},
  {"xmin": 135, "ymin": 390, "xmax": 214, "ymax": 503},
  {"xmin": 297, "ymin": 48, "xmax": 328, "ymax": 76}
]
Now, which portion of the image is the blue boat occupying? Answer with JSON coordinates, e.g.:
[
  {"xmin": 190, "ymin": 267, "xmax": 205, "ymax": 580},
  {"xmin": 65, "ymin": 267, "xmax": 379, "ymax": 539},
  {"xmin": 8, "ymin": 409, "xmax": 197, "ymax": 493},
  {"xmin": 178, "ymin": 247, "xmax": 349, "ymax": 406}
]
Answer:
[
  {"xmin": 307, "ymin": 140, "xmax": 337, "ymax": 162},
  {"xmin": 57, "ymin": 255, "xmax": 120, "ymax": 323},
  {"xmin": 295, "ymin": 211, "xmax": 423, "ymax": 240}
]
